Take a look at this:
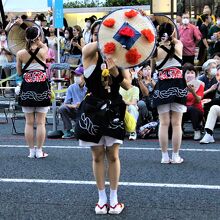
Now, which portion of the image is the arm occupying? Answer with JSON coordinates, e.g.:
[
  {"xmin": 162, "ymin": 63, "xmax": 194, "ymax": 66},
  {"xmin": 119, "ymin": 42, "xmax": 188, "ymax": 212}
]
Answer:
[
  {"xmin": 118, "ymin": 69, "xmax": 132, "ymax": 90},
  {"xmin": 82, "ymin": 42, "xmax": 98, "ymax": 61},
  {"xmin": 138, "ymin": 78, "xmax": 149, "ymax": 96},
  {"xmin": 16, "ymin": 51, "xmax": 23, "ymax": 76}
]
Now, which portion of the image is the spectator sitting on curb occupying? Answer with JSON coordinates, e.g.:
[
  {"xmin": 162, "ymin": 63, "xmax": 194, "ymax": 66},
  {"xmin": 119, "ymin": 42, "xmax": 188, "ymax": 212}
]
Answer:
[
  {"xmin": 200, "ymin": 65, "xmax": 220, "ymax": 144},
  {"xmin": 59, "ymin": 66, "xmax": 87, "ymax": 138}
]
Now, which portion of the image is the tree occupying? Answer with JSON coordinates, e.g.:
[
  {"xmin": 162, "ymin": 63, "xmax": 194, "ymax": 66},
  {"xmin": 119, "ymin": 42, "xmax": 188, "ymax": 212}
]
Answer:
[{"xmin": 63, "ymin": 0, "xmax": 149, "ymax": 8}]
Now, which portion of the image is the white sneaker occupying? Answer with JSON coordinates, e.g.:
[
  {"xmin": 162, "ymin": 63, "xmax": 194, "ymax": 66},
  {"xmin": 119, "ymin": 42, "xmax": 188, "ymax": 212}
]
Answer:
[
  {"xmin": 194, "ymin": 130, "xmax": 201, "ymax": 140},
  {"xmin": 200, "ymin": 133, "xmax": 215, "ymax": 144},
  {"xmin": 171, "ymin": 156, "xmax": 184, "ymax": 164},
  {"xmin": 129, "ymin": 132, "xmax": 137, "ymax": 140}
]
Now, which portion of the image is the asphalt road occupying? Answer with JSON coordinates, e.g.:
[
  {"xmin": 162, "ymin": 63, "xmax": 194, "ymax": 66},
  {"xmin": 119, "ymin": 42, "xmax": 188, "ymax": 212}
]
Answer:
[{"xmin": 0, "ymin": 117, "xmax": 220, "ymax": 220}]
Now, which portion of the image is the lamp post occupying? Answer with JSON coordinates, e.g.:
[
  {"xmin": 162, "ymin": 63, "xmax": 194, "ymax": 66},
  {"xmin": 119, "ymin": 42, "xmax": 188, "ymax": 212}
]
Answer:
[{"xmin": 0, "ymin": 0, "xmax": 6, "ymax": 28}]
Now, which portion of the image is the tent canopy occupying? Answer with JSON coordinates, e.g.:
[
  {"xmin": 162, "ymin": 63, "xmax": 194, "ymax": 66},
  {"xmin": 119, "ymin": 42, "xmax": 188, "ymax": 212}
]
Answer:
[{"xmin": 2, "ymin": 0, "xmax": 49, "ymax": 12}]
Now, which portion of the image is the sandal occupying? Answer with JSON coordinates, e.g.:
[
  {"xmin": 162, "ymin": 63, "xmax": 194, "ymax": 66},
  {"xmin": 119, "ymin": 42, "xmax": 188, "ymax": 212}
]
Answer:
[
  {"xmin": 171, "ymin": 156, "xmax": 184, "ymax": 164},
  {"xmin": 36, "ymin": 152, "xmax": 48, "ymax": 159},
  {"xmin": 95, "ymin": 203, "xmax": 108, "ymax": 215},
  {"xmin": 109, "ymin": 203, "xmax": 124, "ymax": 214},
  {"xmin": 161, "ymin": 158, "xmax": 171, "ymax": 164}
]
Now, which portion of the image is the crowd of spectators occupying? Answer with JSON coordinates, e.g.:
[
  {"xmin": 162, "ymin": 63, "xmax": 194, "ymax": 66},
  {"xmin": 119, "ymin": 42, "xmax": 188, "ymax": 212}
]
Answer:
[{"xmin": 1, "ymin": 4, "xmax": 220, "ymax": 142}]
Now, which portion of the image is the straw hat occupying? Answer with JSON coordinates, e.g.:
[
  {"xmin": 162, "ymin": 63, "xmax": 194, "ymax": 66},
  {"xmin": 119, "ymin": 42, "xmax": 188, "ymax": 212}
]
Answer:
[
  {"xmin": 7, "ymin": 20, "xmax": 44, "ymax": 55},
  {"xmin": 98, "ymin": 8, "xmax": 157, "ymax": 69},
  {"xmin": 154, "ymin": 15, "xmax": 180, "ymax": 39}
]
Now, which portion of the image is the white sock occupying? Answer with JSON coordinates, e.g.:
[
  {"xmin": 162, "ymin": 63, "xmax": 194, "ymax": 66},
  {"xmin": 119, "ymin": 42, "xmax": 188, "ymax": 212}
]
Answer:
[
  {"xmin": 29, "ymin": 148, "xmax": 35, "ymax": 156},
  {"xmin": 36, "ymin": 148, "xmax": 43, "ymax": 157},
  {"xmin": 172, "ymin": 152, "xmax": 179, "ymax": 159},
  {"xmin": 162, "ymin": 151, "xmax": 169, "ymax": 160},
  {"xmin": 110, "ymin": 189, "xmax": 118, "ymax": 207},
  {"xmin": 98, "ymin": 189, "xmax": 107, "ymax": 206}
]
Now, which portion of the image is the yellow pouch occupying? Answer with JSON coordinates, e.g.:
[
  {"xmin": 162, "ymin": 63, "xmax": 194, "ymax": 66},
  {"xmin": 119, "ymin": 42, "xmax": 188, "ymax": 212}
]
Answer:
[
  {"xmin": 50, "ymin": 89, "xmax": 56, "ymax": 102},
  {"xmin": 124, "ymin": 110, "xmax": 136, "ymax": 132}
]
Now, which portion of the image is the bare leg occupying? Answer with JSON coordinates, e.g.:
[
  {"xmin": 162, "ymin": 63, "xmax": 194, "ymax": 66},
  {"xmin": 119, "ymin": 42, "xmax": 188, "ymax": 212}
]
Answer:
[
  {"xmin": 158, "ymin": 112, "xmax": 170, "ymax": 153},
  {"xmin": 24, "ymin": 113, "xmax": 35, "ymax": 149},
  {"xmin": 91, "ymin": 146, "xmax": 106, "ymax": 190},
  {"xmin": 36, "ymin": 112, "xmax": 47, "ymax": 149},
  {"xmin": 171, "ymin": 111, "xmax": 183, "ymax": 153},
  {"xmin": 106, "ymin": 144, "xmax": 120, "ymax": 190}
]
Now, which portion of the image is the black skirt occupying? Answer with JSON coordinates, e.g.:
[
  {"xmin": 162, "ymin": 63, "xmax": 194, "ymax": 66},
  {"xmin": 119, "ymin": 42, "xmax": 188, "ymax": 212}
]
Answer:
[{"xmin": 74, "ymin": 95, "xmax": 126, "ymax": 143}]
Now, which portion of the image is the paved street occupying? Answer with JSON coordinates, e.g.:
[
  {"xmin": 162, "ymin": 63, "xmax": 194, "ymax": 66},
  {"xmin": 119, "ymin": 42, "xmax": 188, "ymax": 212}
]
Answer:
[{"xmin": 0, "ymin": 117, "xmax": 220, "ymax": 220}]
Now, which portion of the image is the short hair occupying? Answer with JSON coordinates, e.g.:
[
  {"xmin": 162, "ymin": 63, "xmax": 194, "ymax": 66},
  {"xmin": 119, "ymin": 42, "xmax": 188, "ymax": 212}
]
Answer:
[
  {"xmin": 202, "ymin": 59, "xmax": 217, "ymax": 73},
  {"xmin": 183, "ymin": 62, "xmax": 197, "ymax": 77}
]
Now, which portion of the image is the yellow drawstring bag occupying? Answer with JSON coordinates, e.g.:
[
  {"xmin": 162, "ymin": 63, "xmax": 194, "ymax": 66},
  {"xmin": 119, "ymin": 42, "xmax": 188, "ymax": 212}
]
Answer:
[{"xmin": 124, "ymin": 110, "xmax": 136, "ymax": 132}]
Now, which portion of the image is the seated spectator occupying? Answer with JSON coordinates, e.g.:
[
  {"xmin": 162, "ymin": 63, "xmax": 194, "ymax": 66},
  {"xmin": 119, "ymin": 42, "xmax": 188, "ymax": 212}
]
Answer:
[
  {"xmin": 119, "ymin": 71, "xmax": 139, "ymax": 140},
  {"xmin": 199, "ymin": 59, "xmax": 217, "ymax": 100},
  {"xmin": 59, "ymin": 66, "xmax": 87, "ymax": 138},
  {"xmin": 199, "ymin": 59, "xmax": 219, "ymax": 118},
  {"xmin": 182, "ymin": 63, "xmax": 204, "ymax": 140},
  {"xmin": 200, "ymin": 104, "xmax": 220, "ymax": 144},
  {"xmin": 136, "ymin": 64, "xmax": 157, "ymax": 127}
]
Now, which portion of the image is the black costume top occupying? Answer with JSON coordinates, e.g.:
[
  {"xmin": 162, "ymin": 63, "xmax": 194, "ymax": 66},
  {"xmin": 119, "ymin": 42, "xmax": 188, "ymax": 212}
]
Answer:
[
  {"xmin": 153, "ymin": 45, "xmax": 187, "ymax": 108},
  {"xmin": 74, "ymin": 52, "xmax": 126, "ymax": 143},
  {"xmin": 19, "ymin": 48, "xmax": 51, "ymax": 107}
]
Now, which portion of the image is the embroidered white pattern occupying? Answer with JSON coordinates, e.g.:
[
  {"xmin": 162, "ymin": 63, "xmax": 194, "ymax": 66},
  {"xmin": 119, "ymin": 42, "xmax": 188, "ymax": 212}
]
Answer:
[
  {"xmin": 79, "ymin": 113, "xmax": 99, "ymax": 135},
  {"xmin": 153, "ymin": 87, "xmax": 187, "ymax": 99},
  {"xmin": 20, "ymin": 90, "xmax": 50, "ymax": 101}
]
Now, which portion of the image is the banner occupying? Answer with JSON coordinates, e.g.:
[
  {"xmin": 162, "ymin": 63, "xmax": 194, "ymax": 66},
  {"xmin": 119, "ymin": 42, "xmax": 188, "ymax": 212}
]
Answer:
[
  {"xmin": 48, "ymin": 0, "xmax": 52, "ymax": 7},
  {"xmin": 53, "ymin": 0, "xmax": 63, "ymax": 28}
]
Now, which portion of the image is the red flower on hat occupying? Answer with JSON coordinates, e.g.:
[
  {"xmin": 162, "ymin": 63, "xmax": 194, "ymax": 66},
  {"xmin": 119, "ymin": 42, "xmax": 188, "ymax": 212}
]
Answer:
[
  {"xmin": 103, "ymin": 18, "xmax": 116, "ymax": 28},
  {"xmin": 119, "ymin": 27, "xmax": 135, "ymax": 38},
  {"xmin": 126, "ymin": 48, "xmax": 141, "ymax": 65},
  {"xmin": 141, "ymin": 29, "xmax": 155, "ymax": 43},
  {"xmin": 104, "ymin": 42, "xmax": 116, "ymax": 54},
  {"xmin": 124, "ymin": 10, "xmax": 138, "ymax": 18}
]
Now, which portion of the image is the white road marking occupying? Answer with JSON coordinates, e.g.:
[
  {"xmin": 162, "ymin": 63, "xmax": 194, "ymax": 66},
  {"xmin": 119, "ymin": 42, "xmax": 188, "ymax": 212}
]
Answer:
[
  {"xmin": 0, "ymin": 145, "xmax": 219, "ymax": 152},
  {"xmin": 0, "ymin": 178, "xmax": 220, "ymax": 190}
]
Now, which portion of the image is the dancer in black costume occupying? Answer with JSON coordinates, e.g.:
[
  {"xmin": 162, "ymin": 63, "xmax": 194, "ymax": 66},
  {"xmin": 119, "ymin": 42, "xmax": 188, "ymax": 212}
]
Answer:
[
  {"xmin": 153, "ymin": 22, "xmax": 187, "ymax": 164},
  {"xmin": 75, "ymin": 20, "xmax": 131, "ymax": 215},
  {"xmin": 16, "ymin": 26, "xmax": 50, "ymax": 159}
]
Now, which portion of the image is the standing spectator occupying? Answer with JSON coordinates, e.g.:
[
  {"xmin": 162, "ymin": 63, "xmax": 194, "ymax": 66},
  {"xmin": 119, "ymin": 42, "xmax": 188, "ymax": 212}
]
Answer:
[
  {"xmin": 182, "ymin": 63, "xmax": 204, "ymax": 140},
  {"xmin": 82, "ymin": 16, "xmax": 96, "ymax": 44},
  {"xmin": 179, "ymin": 12, "xmax": 202, "ymax": 65},
  {"xmin": 153, "ymin": 22, "xmax": 187, "ymax": 164},
  {"xmin": 198, "ymin": 14, "xmax": 212, "ymax": 66},
  {"xmin": 71, "ymin": 25, "xmax": 85, "ymax": 57},
  {"xmin": 16, "ymin": 26, "xmax": 50, "ymax": 158},
  {"xmin": 59, "ymin": 66, "xmax": 87, "ymax": 138},
  {"xmin": 208, "ymin": 15, "xmax": 220, "ymax": 56}
]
